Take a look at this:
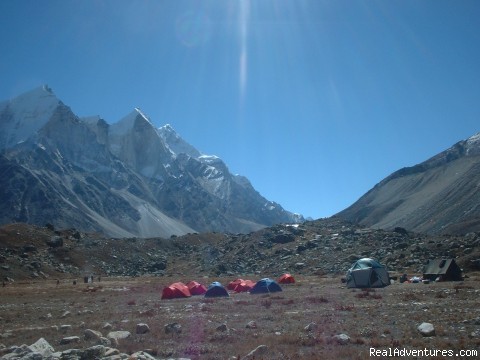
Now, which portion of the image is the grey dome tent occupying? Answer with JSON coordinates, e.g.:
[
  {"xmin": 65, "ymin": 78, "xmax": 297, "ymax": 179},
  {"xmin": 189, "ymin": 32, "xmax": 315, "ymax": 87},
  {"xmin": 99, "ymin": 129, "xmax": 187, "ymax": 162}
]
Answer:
[{"xmin": 346, "ymin": 258, "xmax": 390, "ymax": 288}]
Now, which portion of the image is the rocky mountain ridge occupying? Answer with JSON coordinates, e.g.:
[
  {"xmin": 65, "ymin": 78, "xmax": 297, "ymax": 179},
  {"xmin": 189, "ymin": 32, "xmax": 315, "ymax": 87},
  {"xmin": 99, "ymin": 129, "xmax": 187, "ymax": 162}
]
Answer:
[
  {"xmin": 0, "ymin": 86, "xmax": 301, "ymax": 238},
  {"xmin": 337, "ymin": 132, "xmax": 480, "ymax": 234}
]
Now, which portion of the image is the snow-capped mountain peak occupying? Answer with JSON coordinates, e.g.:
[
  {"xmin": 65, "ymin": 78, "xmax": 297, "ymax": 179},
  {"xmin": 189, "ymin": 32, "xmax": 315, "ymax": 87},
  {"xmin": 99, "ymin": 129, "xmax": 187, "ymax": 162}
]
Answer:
[
  {"xmin": 109, "ymin": 107, "xmax": 155, "ymax": 136},
  {"xmin": 158, "ymin": 123, "xmax": 202, "ymax": 159},
  {"xmin": 465, "ymin": 132, "xmax": 480, "ymax": 155},
  {"xmin": 0, "ymin": 85, "xmax": 60, "ymax": 149}
]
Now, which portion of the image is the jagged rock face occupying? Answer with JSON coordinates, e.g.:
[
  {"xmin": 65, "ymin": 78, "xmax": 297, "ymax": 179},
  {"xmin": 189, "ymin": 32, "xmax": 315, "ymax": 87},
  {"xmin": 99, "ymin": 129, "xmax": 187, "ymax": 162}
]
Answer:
[
  {"xmin": 337, "ymin": 134, "xmax": 480, "ymax": 234},
  {"xmin": 0, "ymin": 87, "xmax": 301, "ymax": 237},
  {"xmin": 109, "ymin": 110, "xmax": 173, "ymax": 180}
]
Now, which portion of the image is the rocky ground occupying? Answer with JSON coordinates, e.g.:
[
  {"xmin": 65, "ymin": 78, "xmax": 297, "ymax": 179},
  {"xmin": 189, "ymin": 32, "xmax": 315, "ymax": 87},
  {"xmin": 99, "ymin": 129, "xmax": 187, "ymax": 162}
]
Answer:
[{"xmin": 1, "ymin": 218, "xmax": 480, "ymax": 283}]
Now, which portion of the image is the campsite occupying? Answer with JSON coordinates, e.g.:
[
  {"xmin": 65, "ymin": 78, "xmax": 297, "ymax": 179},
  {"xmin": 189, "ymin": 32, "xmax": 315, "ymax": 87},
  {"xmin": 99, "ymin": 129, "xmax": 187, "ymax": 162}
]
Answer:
[
  {"xmin": 1, "ymin": 274, "xmax": 480, "ymax": 359},
  {"xmin": 1, "ymin": 219, "xmax": 480, "ymax": 359}
]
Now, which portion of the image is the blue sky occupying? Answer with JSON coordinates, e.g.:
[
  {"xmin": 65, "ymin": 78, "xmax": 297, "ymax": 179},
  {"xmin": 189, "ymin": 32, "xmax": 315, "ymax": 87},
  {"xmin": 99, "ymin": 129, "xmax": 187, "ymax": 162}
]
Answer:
[{"xmin": 1, "ymin": 0, "xmax": 480, "ymax": 219}]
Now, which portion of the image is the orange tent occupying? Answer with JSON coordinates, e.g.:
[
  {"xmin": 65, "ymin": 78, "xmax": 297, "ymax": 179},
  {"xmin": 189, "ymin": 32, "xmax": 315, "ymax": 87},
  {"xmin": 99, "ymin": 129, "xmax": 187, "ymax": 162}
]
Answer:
[
  {"xmin": 233, "ymin": 279, "xmax": 255, "ymax": 293},
  {"xmin": 278, "ymin": 273, "xmax": 295, "ymax": 284},
  {"xmin": 161, "ymin": 282, "xmax": 191, "ymax": 299},
  {"xmin": 186, "ymin": 281, "xmax": 207, "ymax": 296},
  {"xmin": 227, "ymin": 279, "xmax": 245, "ymax": 290}
]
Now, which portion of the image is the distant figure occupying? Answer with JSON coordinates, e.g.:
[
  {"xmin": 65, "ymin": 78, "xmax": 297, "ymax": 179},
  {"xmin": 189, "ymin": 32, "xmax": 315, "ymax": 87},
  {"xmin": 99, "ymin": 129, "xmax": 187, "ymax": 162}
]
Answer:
[
  {"xmin": 56, "ymin": 279, "xmax": 60, "ymax": 286},
  {"xmin": 73, "ymin": 280, "xmax": 77, "ymax": 285},
  {"xmin": 399, "ymin": 274, "xmax": 408, "ymax": 283},
  {"xmin": 2, "ymin": 281, "xmax": 5, "ymax": 287},
  {"xmin": 90, "ymin": 275, "xmax": 94, "ymax": 283},
  {"xmin": 84, "ymin": 276, "xmax": 89, "ymax": 284},
  {"xmin": 98, "ymin": 276, "xmax": 101, "ymax": 282}
]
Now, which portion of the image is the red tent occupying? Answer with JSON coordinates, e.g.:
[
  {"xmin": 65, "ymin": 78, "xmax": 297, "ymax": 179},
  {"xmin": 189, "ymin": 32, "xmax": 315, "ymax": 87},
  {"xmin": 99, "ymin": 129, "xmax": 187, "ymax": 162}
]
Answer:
[
  {"xmin": 233, "ymin": 279, "xmax": 255, "ymax": 293},
  {"xmin": 227, "ymin": 279, "xmax": 245, "ymax": 290},
  {"xmin": 186, "ymin": 281, "xmax": 207, "ymax": 296},
  {"xmin": 278, "ymin": 273, "xmax": 295, "ymax": 284},
  {"xmin": 161, "ymin": 282, "xmax": 191, "ymax": 299}
]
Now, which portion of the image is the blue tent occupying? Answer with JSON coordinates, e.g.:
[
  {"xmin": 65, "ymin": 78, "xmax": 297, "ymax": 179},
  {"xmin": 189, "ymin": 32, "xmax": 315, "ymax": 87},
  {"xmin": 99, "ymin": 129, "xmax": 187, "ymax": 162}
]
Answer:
[
  {"xmin": 204, "ymin": 282, "xmax": 229, "ymax": 298},
  {"xmin": 249, "ymin": 278, "xmax": 282, "ymax": 294}
]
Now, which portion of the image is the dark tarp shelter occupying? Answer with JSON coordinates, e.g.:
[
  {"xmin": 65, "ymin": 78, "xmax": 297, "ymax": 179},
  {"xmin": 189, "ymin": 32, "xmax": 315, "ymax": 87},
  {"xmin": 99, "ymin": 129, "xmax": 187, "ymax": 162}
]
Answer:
[{"xmin": 423, "ymin": 259, "xmax": 463, "ymax": 281}]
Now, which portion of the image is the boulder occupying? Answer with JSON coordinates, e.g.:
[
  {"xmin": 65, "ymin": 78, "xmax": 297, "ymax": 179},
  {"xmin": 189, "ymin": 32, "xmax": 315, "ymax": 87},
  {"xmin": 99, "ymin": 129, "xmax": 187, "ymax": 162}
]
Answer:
[{"xmin": 28, "ymin": 338, "xmax": 54, "ymax": 357}]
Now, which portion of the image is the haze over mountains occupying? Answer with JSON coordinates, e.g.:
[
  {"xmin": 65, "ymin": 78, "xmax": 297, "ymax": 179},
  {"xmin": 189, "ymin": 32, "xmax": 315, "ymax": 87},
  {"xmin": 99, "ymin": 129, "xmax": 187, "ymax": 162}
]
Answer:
[
  {"xmin": 337, "ymin": 132, "xmax": 480, "ymax": 235},
  {"xmin": 0, "ymin": 86, "xmax": 301, "ymax": 237}
]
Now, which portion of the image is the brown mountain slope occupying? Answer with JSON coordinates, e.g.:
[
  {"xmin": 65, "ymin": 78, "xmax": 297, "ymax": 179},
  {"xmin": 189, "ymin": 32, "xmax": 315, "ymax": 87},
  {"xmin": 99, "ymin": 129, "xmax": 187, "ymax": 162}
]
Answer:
[{"xmin": 336, "ymin": 133, "xmax": 480, "ymax": 234}]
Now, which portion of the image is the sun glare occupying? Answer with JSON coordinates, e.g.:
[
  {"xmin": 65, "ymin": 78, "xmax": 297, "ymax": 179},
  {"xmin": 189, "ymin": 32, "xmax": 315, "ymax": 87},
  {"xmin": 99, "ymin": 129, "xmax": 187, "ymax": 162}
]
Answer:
[{"xmin": 238, "ymin": 0, "xmax": 250, "ymax": 105}]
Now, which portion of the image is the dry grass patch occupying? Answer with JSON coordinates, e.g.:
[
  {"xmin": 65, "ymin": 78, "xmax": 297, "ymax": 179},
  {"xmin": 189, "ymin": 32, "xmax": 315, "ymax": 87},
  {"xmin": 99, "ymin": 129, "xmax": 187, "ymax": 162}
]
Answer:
[{"xmin": 1, "ymin": 276, "xmax": 480, "ymax": 359}]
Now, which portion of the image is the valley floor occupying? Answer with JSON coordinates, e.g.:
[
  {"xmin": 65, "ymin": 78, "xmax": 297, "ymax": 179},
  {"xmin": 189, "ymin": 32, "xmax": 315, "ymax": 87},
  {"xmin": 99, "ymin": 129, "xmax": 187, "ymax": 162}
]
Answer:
[{"xmin": 1, "ymin": 275, "xmax": 480, "ymax": 359}]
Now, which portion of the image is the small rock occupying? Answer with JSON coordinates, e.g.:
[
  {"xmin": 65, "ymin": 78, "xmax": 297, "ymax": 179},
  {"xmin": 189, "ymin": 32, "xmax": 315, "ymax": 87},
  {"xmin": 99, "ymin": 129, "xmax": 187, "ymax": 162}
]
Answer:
[
  {"xmin": 130, "ymin": 350, "xmax": 158, "ymax": 359},
  {"xmin": 58, "ymin": 349, "xmax": 83, "ymax": 358},
  {"xmin": 418, "ymin": 322, "xmax": 435, "ymax": 337},
  {"xmin": 81, "ymin": 345, "xmax": 105, "ymax": 360},
  {"xmin": 136, "ymin": 323, "xmax": 150, "ymax": 334},
  {"xmin": 59, "ymin": 336, "xmax": 80, "ymax": 345},
  {"xmin": 107, "ymin": 331, "xmax": 131, "ymax": 342},
  {"xmin": 246, "ymin": 321, "xmax": 257, "ymax": 329},
  {"xmin": 165, "ymin": 323, "xmax": 182, "ymax": 335},
  {"xmin": 216, "ymin": 323, "xmax": 228, "ymax": 332},
  {"xmin": 97, "ymin": 337, "xmax": 111, "ymax": 346},
  {"xmin": 46, "ymin": 236, "xmax": 63, "ymax": 248},
  {"xmin": 84, "ymin": 329, "xmax": 103, "ymax": 341},
  {"xmin": 60, "ymin": 324, "xmax": 72, "ymax": 333},
  {"xmin": 61, "ymin": 311, "xmax": 71, "ymax": 318},
  {"xmin": 304, "ymin": 322, "xmax": 317, "ymax": 332},
  {"xmin": 242, "ymin": 345, "xmax": 268, "ymax": 360},
  {"xmin": 104, "ymin": 348, "xmax": 120, "ymax": 357},
  {"xmin": 333, "ymin": 333, "xmax": 350, "ymax": 345},
  {"xmin": 102, "ymin": 322, "xmax": 113, "ymax": 330}
]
